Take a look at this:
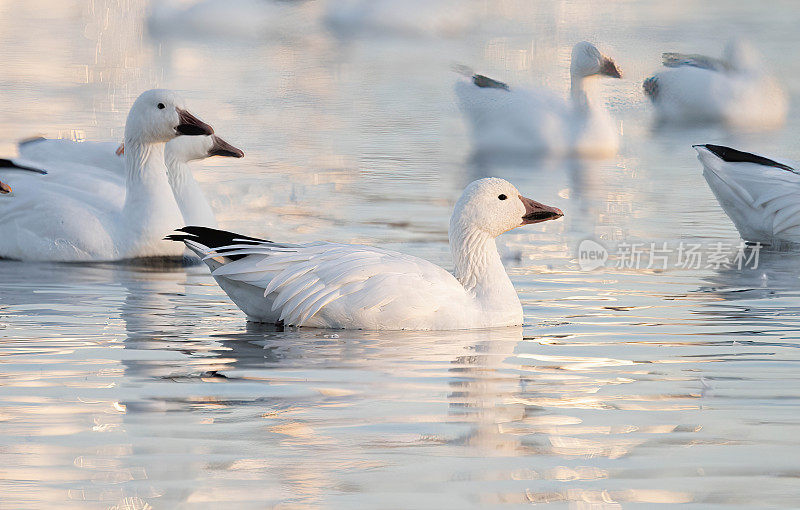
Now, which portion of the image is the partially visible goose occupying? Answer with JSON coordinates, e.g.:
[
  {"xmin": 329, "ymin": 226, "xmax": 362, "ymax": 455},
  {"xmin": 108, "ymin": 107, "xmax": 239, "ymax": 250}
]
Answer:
[
  {"xmin": 324, "ymin": 0, "xmax": 476, "ymax": 39},
  {"xmin": 455, "ymin": 41, "xmax": 622, "ymax": 158},
  {"xmin": 148, "ymin": 0, "xmax": 306, "ymax": 41},
  {"xmin": 644, "ymin": 40, "xmax": 787, "ymax": 129},
  {"xmin": 695, "ymin": 144, "xmax": 800, "ymax": 247},
  {"xmin": 162, "ymin": 135, "xmax": 243, "ymax": 227},
  {"xmin": 16, "ymin": 135, "xmax": 244, "ymax": 227},
  {"xmin": 167, "ymin": 178, "xmax": 564, "ymax": 330},
  {"xmin": 0, "ymin": 89, "xmax": 214, "ymax": 262}
]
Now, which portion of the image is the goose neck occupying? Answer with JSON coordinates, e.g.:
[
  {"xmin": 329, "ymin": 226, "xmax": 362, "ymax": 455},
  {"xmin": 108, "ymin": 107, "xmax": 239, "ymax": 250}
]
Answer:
[
  {"xmin": 449, "ymin": 223, "xmax": 509, "ymax": 295},
  {"xmin": 123, "ymin": 140, "xmax": 167, "ymax": 190},
  {"xmin": 570, "ymin": 75, "xmax": 601, "ymax": 114}
]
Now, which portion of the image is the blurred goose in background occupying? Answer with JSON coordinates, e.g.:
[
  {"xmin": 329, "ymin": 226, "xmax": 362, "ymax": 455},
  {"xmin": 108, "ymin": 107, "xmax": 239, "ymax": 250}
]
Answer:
[
  {"xmin": 324, "ymin": 0, "xmax": 476, "ymax": 39},
  {"xmin": 167, "ymin": 178, "xmax": 564, "ymax": 330},
  {"xmin": 644, "ymin": 40, "xmax": 786, "ymax": 129},
  {"xmin": 147, "ymin": 0, "xmax": 308, "ymax": 40},
  {"xmin": 695, "ymin": 144, "xmax": 800, "ymax": 248},
  {"xmin": 16, "ymin": 135, "xmax": 244, "ymax": 227},
  {"xmin": 455, "ymin": 41, "xmax": 622, "ymax": 158},
  {"xmin": 0, "ymin": 89, "xmax": 215, "ymax": 262}
]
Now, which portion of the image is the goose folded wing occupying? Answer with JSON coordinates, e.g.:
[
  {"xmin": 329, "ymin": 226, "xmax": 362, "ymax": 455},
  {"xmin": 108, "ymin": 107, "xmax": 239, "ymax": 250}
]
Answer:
[
  {"xmin": 662, "ymin": 52, "xmax": 731, "ymax": 72},
  {"xmin": 701, "ymin": 151, "xmax": 800, "ymax": 238},
  {"xmin": 209, "ymin": 242, "xmax": 462, "ymax": 326}
]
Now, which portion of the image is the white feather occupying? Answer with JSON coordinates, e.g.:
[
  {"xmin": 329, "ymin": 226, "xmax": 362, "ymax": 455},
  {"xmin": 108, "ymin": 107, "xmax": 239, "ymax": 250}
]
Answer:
[
  {"xmin": 697, "ymin": 145, "xmax": 800, "ymax": 247},
  {"xmin": 174, "ymin": 178, "xmax": 562, "ymax": 330}
]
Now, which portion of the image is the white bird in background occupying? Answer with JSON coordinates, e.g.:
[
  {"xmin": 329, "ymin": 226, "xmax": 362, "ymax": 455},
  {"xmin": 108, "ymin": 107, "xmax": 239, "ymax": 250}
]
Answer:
[
  {"xmin": 0, "ymin": 89, "xmax": 215, "ymax": 262},
  {"xmin": 323, "ymin": 0, "xmax": 477, "ymax": 39},
  {"xmin": 15, "ymin": 134, "xmax": 244, "ymax": 227},
  {"xmin": 167, "ymin": 178, "xmax": 564, "ymax": 330},
  {"xmin": 644, "ymin": 40, "xmax": 787, "ymax": 129},
  {"xmin": 695, "ymin": 144, "xmax": 800, "ymax": 248},
  {"xmin": 455, "ymin": 41, "xmax": 622, "ymax": 158},
  {"xmin": 147, "ymin": 0, "xmax": 307, "ymax": 41}
]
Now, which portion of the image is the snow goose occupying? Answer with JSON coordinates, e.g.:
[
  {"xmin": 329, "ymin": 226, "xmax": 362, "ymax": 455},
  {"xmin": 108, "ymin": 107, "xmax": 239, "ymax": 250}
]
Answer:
[
  {"xmin": 16, "ymin": 135, "xmax": 243, "ymax": 227},
  {"xmin": 695, "ymin": 144, "xmax": 800, "ymax": 247},
  {"xmin": 324, "ymin": 0, "xmax": 476, "ymax": 39},
  {"xmin": 162, "ymin": 135, "xmax": 243, "ymax": 227},
  {"xmin": 167, "ymin": 178, "xmax": 564, "ymax": 330},
  {"xmin": 644, "ymin": 40, "xmax": 787, "ymax": 129},
  {"xmin": 0, "ymin": 89, "xmax": 214, "ymax": 262},
  {"xmin": 148, "ymin": 0, "xmax": 307, "ymax": 41},
  {"xmin": 455, "ymin": 41, "xmax": 622, "ymax": 158}
]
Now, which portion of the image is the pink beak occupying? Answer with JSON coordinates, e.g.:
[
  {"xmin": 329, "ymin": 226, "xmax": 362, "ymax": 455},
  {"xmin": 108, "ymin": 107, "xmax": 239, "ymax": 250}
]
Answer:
[{"xmin": 519, "ymin": 195, "xmax": 563, "ymax": 225}]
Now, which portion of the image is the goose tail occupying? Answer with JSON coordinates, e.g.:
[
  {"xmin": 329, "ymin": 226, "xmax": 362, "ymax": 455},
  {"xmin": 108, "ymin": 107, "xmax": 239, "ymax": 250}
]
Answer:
[
  {"xmin": 694, "ymin": 144, "xmax": 800, "ymax": 245},
  {"xmin": 165, "ymin": 226, "xmax": 270, "ymax": 269}
]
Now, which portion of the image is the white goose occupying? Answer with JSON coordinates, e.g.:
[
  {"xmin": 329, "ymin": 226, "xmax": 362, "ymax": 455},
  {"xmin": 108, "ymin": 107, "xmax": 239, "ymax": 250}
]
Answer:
[
  {"xmin": 15, "ymin": 135, "xmax": 243, "ymax": 227},
  {"xmin": 696, "ymin": 144, "xmax": 800, "ymax": 248},
  {"xmin": 644, "ymin": 40, "xmax": 787, "ymax": 129},
  {"xmin": 455, "ymin": 41, "xmax": 622, "ymax": 158},
  {"xmin": 167, "ymin": 178, "xmax": 564, "ymax": 330},
  {"xmin": 324, "ymin": 0, "xmax": 477, "ymax": 39},
  {"xmin": 0, "ymin": 89, "xmax": 215, "ymax": 262}
]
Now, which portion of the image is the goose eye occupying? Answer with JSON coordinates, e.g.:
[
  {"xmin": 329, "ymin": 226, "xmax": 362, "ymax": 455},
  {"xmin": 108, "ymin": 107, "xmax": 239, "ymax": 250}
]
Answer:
[
  {"xmin": 157, "ymin": 103, "xmax": 165, "ymax": 109},
  {"xmin": 498, "ymin": 194, "xmax": 507, "ymax": 200}
]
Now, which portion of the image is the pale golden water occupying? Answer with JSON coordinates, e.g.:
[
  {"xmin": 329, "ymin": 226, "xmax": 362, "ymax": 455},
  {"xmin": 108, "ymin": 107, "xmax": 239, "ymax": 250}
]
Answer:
[{"xmin": 2, "ymin": 0, "xmax": 800, "ymax": 508}]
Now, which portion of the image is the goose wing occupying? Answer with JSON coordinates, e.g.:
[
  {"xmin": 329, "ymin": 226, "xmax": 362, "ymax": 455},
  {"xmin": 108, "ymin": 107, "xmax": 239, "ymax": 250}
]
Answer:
[
  {"xmin": 17, "ymin": 138, "xmax": 124, "ymax": 175},
  {"xmin": 662, "ymin": 52, "xmax": 731, "ymax": 72},
  {"xmin": 169, "ymin": 227, "xmax": 467, "ymax": 327},
  {"xmin": 696, "ymin": 144, "xmax": 800, "ymax": 243}
]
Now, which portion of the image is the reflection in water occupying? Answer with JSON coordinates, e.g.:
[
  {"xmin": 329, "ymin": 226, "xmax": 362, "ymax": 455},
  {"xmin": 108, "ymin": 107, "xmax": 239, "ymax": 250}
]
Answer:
[
  {"xmin": 0, "ymin": 263, "xmax": 709, "ymax": 508},
  {"xmin": 5, "ymin": 262, "xmax": 791, "ymax": 508}
]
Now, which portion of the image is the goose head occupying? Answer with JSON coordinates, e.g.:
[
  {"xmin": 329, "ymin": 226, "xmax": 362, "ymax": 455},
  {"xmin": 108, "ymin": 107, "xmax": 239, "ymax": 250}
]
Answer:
[
  {"xmin": 450, "ymin": 178, "xmax": 563, "ymax": 238},
  {"xmin": 168, "ymin": 134, "xmax": 245, "ymax": 162},
  {"xmin": 570, "ymin": 41, "xmax": 621, "ymax": 79},
  {"xmin": 124, "ymin": 89, "xmax": 214, "ymax": 145}
]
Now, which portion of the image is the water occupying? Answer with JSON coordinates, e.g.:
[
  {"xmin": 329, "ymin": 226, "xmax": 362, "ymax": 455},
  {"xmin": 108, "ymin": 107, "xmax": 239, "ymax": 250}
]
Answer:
[{"xmin": 2, "ymin": 0, "xmax": 800, "ymax": 508}]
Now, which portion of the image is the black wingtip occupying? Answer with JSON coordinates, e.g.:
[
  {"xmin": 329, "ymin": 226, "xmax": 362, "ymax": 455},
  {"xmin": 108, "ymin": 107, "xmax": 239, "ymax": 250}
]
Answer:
[
  {"xmin": 18, "ymin": 136, "xmax": 46, "ymax": 147},
  {"xmin": 472, "ymin": 74, "xmax": 510, "ymax": 91},
  {"xmin": 166, "ymin": 226, "xmax": 271, "ymax": 261},
  {"xmin": 643, "ymin": 76, "xmax": 658, "ymax": 100},
  {"xmin": 0, "ymin": 158, "xmax": 47, "ymax": 174},
  {"xmin": 697, "ymin": 144, "xmax": 795, "ymax": 172},
  {"xmin": 165, "ymin": 226, "xmax": 269, "ymax": 246}
]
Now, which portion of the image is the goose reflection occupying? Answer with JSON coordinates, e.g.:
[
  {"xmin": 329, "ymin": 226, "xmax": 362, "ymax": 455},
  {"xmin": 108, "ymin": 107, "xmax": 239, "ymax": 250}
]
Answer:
[
  {"xmin": 114, "ymin": 278, "xmax": 699, "ymax": 507},
  {"xmin": 697, "ymin": 249, "xmax": 800, "ymax": 302},
  {"xmin": 691, "ymin": 249, "xmax": 800, "ymax": 341},
  {"xmin": 110, "ymin": 268, "xmax": 533, "ymax": 506}
]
